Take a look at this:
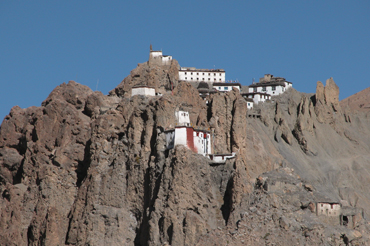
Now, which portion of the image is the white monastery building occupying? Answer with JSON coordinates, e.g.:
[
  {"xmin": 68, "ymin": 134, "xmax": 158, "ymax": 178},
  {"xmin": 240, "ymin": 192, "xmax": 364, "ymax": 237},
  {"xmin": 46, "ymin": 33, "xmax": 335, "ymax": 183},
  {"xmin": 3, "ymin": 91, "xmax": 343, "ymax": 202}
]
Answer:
[
  {"xmin": 131, "ymin": 86, "xmax": 156, "ymax": 97},
  {"xmin": 149, "ymin": 45, "xmax": 172, "ymax": 67},
  {"xmin": 179, "ymin": 67, "xmax": 225, "ymax": 83},
  {"xmin": 212, "ymin": 82, "xmax": 241, "ymax": 92},
  {"xmin": 242, "ymin": 92, "xmax": 271, "ymax": 105},
  {"xmin": 248, "ymin": 74, "xmax": 292, "ymax": 96},
  {"xmin": 165, "ymin": 111, "xmax": 211, "ymax": 156}
]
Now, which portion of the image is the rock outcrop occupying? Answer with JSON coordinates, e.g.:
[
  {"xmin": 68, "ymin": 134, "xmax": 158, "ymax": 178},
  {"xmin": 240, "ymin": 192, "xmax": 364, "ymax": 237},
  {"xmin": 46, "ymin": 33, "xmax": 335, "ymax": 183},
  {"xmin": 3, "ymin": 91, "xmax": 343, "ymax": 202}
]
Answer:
[{"xmin": 1, "ymin": 62, "xmax": 370, "ymax": 245}]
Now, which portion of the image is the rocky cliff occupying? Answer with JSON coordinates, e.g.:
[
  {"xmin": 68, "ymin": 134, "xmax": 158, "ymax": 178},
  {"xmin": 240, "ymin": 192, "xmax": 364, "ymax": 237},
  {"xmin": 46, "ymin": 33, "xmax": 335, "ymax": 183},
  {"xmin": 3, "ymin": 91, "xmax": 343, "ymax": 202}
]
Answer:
[{"xmin": 1, "ymin": 60, "xmax": 370, "ymax": 245}]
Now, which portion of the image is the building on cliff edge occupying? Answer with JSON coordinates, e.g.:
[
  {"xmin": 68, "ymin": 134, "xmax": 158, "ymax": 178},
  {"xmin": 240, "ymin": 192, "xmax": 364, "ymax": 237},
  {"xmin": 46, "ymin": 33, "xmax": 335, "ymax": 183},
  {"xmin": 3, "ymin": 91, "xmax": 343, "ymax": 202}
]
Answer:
[
  {"xmin": 149, "ymin": 44, "xmax": 172, "ymax": 67},
  {"xmin": 165, "ymin": 111, "xmax": 236, "ymax": 163},
  {"xmin": 165, "ymin": 110, "xmax": 211, "ymax": 156},
  {"xmin": 179, "ymin": 67, "xmax": 226, "ymax": 83}
]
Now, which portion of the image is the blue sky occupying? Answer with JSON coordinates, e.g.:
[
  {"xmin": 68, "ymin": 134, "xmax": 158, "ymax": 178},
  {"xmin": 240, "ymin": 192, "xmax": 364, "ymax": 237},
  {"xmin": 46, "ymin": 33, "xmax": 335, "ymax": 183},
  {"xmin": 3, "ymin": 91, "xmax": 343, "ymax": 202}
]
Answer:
[{"xmin": 1, "ymin": 1, "xmax": 369, "ymax": 121}]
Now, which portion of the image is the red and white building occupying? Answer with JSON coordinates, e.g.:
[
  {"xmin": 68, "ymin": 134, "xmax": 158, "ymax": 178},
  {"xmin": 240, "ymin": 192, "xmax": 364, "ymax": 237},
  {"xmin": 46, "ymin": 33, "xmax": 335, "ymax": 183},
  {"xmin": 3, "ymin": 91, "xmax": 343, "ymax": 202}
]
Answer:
[{"xmin": 165, "ymin": 110, "xmax": 211, "ymax": 156}]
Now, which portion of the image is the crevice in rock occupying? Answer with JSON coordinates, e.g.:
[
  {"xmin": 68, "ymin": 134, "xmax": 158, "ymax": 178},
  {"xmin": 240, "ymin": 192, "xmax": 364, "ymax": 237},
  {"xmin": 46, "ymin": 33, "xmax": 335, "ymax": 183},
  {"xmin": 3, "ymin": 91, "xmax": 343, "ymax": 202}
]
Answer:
[
  {"xmin": 12, "ymin": 158, "xmax": 24, "ymax": 184},
  {"xmin": 76, "ymin": 139, "xmax": 91, "ymax": 187},
  {"xmin": 221, "ymin": 176, "xmax": 234, "ymax": 225}
]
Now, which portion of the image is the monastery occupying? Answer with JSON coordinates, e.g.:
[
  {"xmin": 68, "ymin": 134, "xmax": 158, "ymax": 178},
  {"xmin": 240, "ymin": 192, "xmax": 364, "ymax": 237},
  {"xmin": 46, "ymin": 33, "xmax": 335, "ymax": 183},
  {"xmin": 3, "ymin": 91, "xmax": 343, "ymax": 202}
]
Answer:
[
  {"xmin": 130, "ymin": 47, "xmax": 294, "ymax": 161},
  {"xmin": 136, "ymin": 46, "xmax": 293, "ymax": 105},
  {"xmin": 163, "ymin": 110, "xmax": 235, "ymax": 163}
]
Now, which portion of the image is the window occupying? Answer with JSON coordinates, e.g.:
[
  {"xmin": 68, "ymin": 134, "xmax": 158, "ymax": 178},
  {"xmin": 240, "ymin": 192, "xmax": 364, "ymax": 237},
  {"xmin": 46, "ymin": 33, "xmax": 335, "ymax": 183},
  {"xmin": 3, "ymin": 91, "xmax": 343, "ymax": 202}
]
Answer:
[
  {"xmin": 220, "ymin": 73, "xmax": 221, "ymax": 76},
  {"xmin": 197, "ymin": 78, "xmax": 199, "ymax": 80},
  {"xmin": 191, "ymin": 72, "xmax": 193, "ymax": 75},
  {"xmin": 248, "ymin": 103, "xmax": 250, "ymax": 106},
  {"xmin": 185, "ymin": 77, "xmax": 187, "ymax": 80},
  {"xmin": 197, "ymin": 73, "xmax": 199, "ymax": 75},
  {"xmin": 262, "ymin": 86, "xmax": 266, "ymax": 91},
  {"xmin": 202, "ymin": 78, "xmax": 204, "ymax": 81},
  {"xmin": 214, "ymin": 78, "xmax": 216, "ymax": 81},
  {"xmin": 185, "ymin": 72, "xmax": 187, "ymax": 75},
  {"xmin": 219, "ymin": 87, "xmax": 221, "ymax": 90},
  {"xmin": 208, "ymin": 73, "xmax": 210, "ymax": 75},
  {"xmin": 219, "ymin": 79, "xmax": 221, "ymax": 81},
  {"xmin": 202, "ymin": 73, "xmax": 204, "ymax": 75},
  {"xmin": 191, "ymin": 77, "xmax": 193, "ymax": 80},
  {"xmin": 224, "ymin": 87, "xmax": 228, "ymax": 90},
  {"xmin": 272, "ymin": 86, "xmax": 276, "ymax": 91},
  {"xmin": 214, "ymin": 73, "xmax": 216, "ymax": 76},
  {"xmin": 253, "ymin": 87, "xmax": 257, "ymax": 92},
  {"xmin": 208, "ymin": 78, "xmax": 210, "ymax": 81}
]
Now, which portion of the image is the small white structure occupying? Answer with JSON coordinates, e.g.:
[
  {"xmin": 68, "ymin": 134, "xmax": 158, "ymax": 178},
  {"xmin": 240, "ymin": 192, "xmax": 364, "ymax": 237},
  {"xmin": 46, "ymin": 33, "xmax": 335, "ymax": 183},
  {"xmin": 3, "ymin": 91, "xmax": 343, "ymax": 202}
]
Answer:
[
  {"xmin": 179, "ymin": 67, "xmax": 225, "ymax": 83},
  {"xmin": 149, "ymin": 45, "xmax": 172, "ymax": 66},
  {"xmin": 165, "ymin": 110, "xmax": 211, "ymax": 156},
  {"xmin": 131, "ymin": 86, "xmax": 156, "ymax": 97},
  {"xmin": 248, "ymin": 74, "xmax": 292, "ymax": 96},
  {"xmin": 316, "ymin": 202, "xmax": 341, "ymax": 217},
  {"xmin": 165, "ymin": 126, "xmax": 211, "ymax": 156},
  {"xmin": 208, "ymin": 153, "xmax": 236, "ymax": 163},
  {"xmin": 242, "ymin": 92, "xmax": 271, "ymax": 105},
  {"xmin": 213, "ymin": 82, "xmax": 241, "ymax": 92},
  {"xmin": 244, "ymin": 98, "xmax": 254, "ymax": 109},
  {"xmin": 175, "ymin": 110, "xmax": 190, "ymax": 127}
]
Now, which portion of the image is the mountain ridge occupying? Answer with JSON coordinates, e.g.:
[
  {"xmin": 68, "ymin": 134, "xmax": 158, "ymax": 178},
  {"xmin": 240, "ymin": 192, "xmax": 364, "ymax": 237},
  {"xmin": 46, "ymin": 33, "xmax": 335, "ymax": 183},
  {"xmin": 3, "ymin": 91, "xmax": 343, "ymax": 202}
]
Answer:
[{"xmin": 1, "ymin": 59, "xmax": 370, "ymax": 245}]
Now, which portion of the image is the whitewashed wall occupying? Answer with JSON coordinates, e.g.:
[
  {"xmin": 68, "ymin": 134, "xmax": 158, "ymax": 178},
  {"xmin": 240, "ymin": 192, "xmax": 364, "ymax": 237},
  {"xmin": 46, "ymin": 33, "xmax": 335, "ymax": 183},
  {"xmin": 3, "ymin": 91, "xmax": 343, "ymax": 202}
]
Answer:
[
  {"xmin": 174, "ymin": 127, "xmax": 187, "ymax": 147},
  {"xmin": 213, "ymin": 85, "xmax": 240, "ymax": 92},
  {"xmin": 317, "ymin": 203, "xmax": 341, "ymax": 217},
  {"xmin": 132, "ymin": 87, "xmax": 156, "ymax": 96},
  {"xmin": 247, "ymin": 94, "xmax": 271, "ymax": 104},
  {"xmin": 179, "ymin": 69, "xmax": 225, "ymax": 82},
  {"xmin": 175, "ymin": 111, "xmax": 190, "ymax": 126},
  {"xmin": 248, "ymin": 83, "xmax": 292, "ymax": 96}
]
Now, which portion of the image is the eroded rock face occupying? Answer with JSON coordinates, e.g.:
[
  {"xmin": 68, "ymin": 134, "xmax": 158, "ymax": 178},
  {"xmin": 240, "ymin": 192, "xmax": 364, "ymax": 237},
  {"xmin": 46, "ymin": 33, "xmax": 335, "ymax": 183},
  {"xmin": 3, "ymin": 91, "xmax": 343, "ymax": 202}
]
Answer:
[
  {"xmin": 109, "ymin": 59, "xmax": 180, "ymax": 98},
  {"xmin": 1, "ymin": 70, "xmax": 370, "ymax": 246}
]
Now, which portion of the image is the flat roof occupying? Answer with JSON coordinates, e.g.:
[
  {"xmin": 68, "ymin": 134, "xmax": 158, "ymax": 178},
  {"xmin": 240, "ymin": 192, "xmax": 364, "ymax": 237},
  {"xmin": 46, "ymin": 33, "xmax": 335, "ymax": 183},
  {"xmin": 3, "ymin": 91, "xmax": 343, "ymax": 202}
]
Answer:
[
  {"xmin": 213, "ymin": 82, "xmax": 241, "ymax": 87},
  {"xmin": 179, "ymin": 67, "xmax": 225, "ymax": 72},
  {"xmin": 248, "ymin": 81, "xmax": 289, "ymax": 87},
  {"xmin": 241, "ymin": 92, "xmax": 271, "ymax": 96}
]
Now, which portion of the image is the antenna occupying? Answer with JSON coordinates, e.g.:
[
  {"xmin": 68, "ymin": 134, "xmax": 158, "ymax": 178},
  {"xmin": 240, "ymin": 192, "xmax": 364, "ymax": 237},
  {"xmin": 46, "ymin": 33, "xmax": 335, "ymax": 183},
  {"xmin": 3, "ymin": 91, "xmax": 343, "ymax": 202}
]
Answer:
[{"xmin": 96, "ymin": 79, "xmax": 99, "ymax": 91}]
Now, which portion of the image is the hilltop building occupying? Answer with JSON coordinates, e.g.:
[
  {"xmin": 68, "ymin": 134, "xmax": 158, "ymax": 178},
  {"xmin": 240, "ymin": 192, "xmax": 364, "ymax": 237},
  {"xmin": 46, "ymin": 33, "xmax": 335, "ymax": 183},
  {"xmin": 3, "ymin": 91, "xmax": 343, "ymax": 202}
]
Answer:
[
  {"xmin": 179, "ymin": 67, "xmax": 225, "ymax": 83},
  {"xmin": 248, "ymin": 74, "xmax": 292, "ymax": 96},
  {"xmin": 165, "ymin": 110, "xmax": 211, "ymax": 156},
  {"xmin": 149, "ymin": 45, "xmax": 172, "ymax": 67}
]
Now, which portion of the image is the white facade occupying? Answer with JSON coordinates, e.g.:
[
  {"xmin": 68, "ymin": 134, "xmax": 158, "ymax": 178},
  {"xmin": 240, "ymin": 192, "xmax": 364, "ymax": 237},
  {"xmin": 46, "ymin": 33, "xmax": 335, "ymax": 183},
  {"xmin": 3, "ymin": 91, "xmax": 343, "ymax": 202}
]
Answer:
[
  {"xmin": 194, "ymin": 131, "xmax": 211, "ymax": 155},
  {"xmin": 164, "ymin": 127, "xmax": 211, "ymax": 156},
  {"xmin": 179, "ymin": 67, "xmax": 225, "ymax": 83},
  {"xmin": 175, "ymin": 110, "xmax": 190, "ymax": 126},
  {"xmin": 245, "ymin": 99, "xmax": 253, "ymax": 109},
  {"xmin": 209, "ymin": 153, "xmax": 236, "ymax": 163},
  {"xmin": 213, "ymin": 83, "xmax": 241, "ymax": 92},
  {"xmin": 317, "ymin": 203, "xmax": 341, "ymax": 217},
  {"xmin": 131, "ymin": 87, "xmax": 156, "ymax": 97},
  {"xmin": 174, "ymin": 127, "xmax": 188, "ymax": 147},
  {"xmin": 164, "ymin": 110, "xmax": 212, "ymax": 156},
  {"xmin": 243, "ymin": 93, "xmax": 271, "ymax": 105},
  {"xmin": 248, "ymin": 82, "xmax": 292, "ymax": 96},
  {"xmin": 149, "ymin": 49, "xmax": 172, "ymax": 66}
]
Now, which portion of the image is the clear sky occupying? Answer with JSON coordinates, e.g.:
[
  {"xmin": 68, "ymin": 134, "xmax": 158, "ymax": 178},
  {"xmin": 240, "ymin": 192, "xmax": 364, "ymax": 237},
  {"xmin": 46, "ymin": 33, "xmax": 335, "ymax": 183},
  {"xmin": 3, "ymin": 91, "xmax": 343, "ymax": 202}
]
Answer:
[{"xmin": 1, "ymin": 1, "xmax": 369, "ymax": 121}]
